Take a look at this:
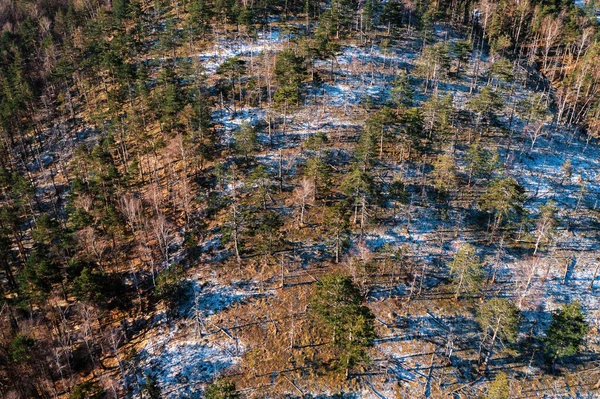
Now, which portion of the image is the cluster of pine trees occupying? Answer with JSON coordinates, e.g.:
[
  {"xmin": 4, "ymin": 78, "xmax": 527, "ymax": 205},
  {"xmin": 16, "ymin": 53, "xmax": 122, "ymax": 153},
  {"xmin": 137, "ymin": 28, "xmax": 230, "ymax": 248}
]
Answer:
[{"xmin": 0, "ymin": 0, "xmax": 599, "ymax": 396}]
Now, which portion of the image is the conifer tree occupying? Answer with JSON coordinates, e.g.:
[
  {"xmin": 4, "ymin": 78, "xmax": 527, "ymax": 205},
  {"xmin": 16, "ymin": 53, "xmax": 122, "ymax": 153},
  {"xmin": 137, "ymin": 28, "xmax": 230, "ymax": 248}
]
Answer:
[
  {"xmin": 452, "ymin": 40, "xmax": 471, "ymax": 77},
  {"xmin": 479, "ymin": 177, "xmax": 526, "ymax": 232},
  {"xmin": 486, "ymin": 372, "xmax": 510, "ymax": 399},
  {"xmin": 477, "ymin": 298, "xmax": 521, "ymax": 368},
  {"xmin": 449, "ymin": 244, "xmax": 484, "ymax": 300},
  {"xmin": 391, "ymin": 73, "xmax": 414, "ymax": 107},
  {"xmin": 205, "ymin": 378, "xmax": 240, "ymax": 399},
  {"xmin": 310, "ymin": 274, "xmax": 375, "ymax": 375},
  {"xmin": 304, "ymin": 157, "xmax": 332, "ymax": 201},
  {"xmin": 543, "ymin": 301, "xmax": 589, "ymax": 370},
  {"xmin": 431, "ymin": 153, "xmax": 459, "ymax": 196},
  {"xmin": 466, "ymin": 143, "xmax": 500, "ymax": 185},
  {"xmin": 415, "ymin": 43, "xmax": 451, "ymax": 92},
  {"xmin": 324, "ymin": 202, "xmax": 350, "ymax": 263},
  {"xmin": 234, "ymin": 122, "xmax": 258, "ymax": 161},
  {"xmin": 468, "ymin": 86, "xmax": 503, "ymax": 132},
  {"xmin": 533, "ymin": 200, "xmax": 559, "ymax": 255},
  {"xmin": 143, "ymin": 374, "xmax": 162, "ymax": 399}
]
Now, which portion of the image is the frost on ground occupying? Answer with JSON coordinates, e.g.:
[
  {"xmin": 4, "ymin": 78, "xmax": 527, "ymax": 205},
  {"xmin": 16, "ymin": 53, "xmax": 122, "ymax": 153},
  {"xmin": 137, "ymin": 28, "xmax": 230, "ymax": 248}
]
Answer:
[
  {"xmin": 134, "ymin": 281, "xmax": 251, "ymax": 398},
  {"xmin": 137, "ymin": 336, "xmax": 241, "ymax": 398},
  {"xmin": 131, "ymin": 21, "xmax": 600, "ymax": 397}
]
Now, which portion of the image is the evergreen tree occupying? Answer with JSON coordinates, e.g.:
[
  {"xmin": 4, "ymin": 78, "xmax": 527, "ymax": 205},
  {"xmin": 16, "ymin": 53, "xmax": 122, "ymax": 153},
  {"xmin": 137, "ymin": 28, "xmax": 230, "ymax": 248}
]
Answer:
[
  {"xmin": 0, "ymin": 230, "xmax": 17, "ymax": 290},
  {"xmin": 20, "ymin": 244, "xmax": 62, "ymax": 302},
  {"xmin": 468, "ymin": 87, "xmax": 503, "ymax": 131},
  {"xmin": 274, "ymin": 50, "xmax": 307, "ymax": 88},
  {"xmin": 466, "ymin": 143, "xmax": 500, "ymax": 184},
  {"xmin": 71, "ymin": 267, "xmax": 107, "ymax": 305},
  {"xmin": 187, "ymin": 0, "xmax": 213, "ymax": 44},
  {"xmin": 365, "ymin": 107, "xmax": 396, "ymax": 158},
  {"xmin": 517, "ymin": 93, "xmax": 550, "ymax": 124},
  {"xmin": 452, "ymin": 40, "xmax": 471, "ymax": 77},
  {"xmin": 324, "ymin": 202, "xmax": 350, "ymax": 263},
  {"xmin": 431, "ymin": 153, "xmax": 459, "ymax": 196},
  {"xmin": 9, "ymin": 334, "xmax": 36, "ymax": 363},
  {"xmin": 422, "ymin": 94, "xmax": 453, "ymax": 140},
  {"xmin": 543, "ymin": 301, "xmax": 589, "ymax": 370},
  {"xmin": 477, "ymin": 298, "xmax": 521, "ymax": 368},
  {"xmin": 533, "ymin": 200, "xmax": 559, "ymax": 255},
  {"xmin": 304, "ymin": 157, "xmax": 332, "ymax": 200},
  {"xmin": 248, "ymin": 165, "xmax": 274, "ymax": 210},
  {"xmin": 143, "ymin": 374, "xmax": 162, "ymax": 399},
  {"xmin": 415, "ymin": 43, "xmax": 451, "ymax": 92},
  {"xmin": 205, "ymin": 378, "xmax": 240, "ymax": 399},
  {"xmin": 489, "ymin": 57, "xmax": 514, "ymax": 83},
  {"xmin": 341, "ymin": 165, "xmax": 374, "ymax": 235},
  {"xmin": 310, "ymin": 274, "xmax": 375, "ymax": 375},
  {"xmin": 154, "ymin": 264, "xmax": 187, "ymax": 315},
  {"xmin": 486, "ymin": 372, "xmax": 510, "ymax": 399},
  {"xmin": 304, "ymin": 132, "xmax": 329, "ymax": 153},
  {"xmin": 234, "ymin": 122, "xmax": 258, "ymax": 161},
  {"xmin": 479, "ymin": 177, "xmax": 526, "ymax": 232},
  {"xmin": 391, "ymin": 73, "xmax": 414, "ymax": 107},
  {"xmin": 381, "ymin": 1, "xmax": 403, "ymax": 30},
  {"xmin": 354, "ymin": 128, "xmax": 378, "ymax": 169},
  {"xmin": 70, "ymin": 381, "xmax": 103, "ymax": 399},
  {"xmin": 217, "ymin": 57, "xmax": 246, "ymax": 110},
  {"xmin": 449, "ymin": 244, "xmax": 484, "ymax": 300},
  {"xmin": 247, "ymin": 209, "xmax": 284, "ymax": 256}
]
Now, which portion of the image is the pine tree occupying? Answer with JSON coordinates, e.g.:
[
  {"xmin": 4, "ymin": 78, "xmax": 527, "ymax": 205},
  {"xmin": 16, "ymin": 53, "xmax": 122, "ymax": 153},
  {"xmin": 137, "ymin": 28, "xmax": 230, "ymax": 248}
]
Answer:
[
  {"xmin": 486, "ymin": 372, "xmax": 510, "ymax": 399},
  {"xmin": 415, "ymin": 43, "xmax": 451, "ymax": 92},
  {"xmin": 310, "ymin": 274, "xmax": 375, "ymax": 375},
  {"xmin": 303, "ymin": 157, "xmax": 332, "ymax": 200},
  {"xmin": 533, "ymin": 200, "xmax": 559, "ymax": 255},
  {"xmin": 452, "ymin": 40, "xmax": 471, "ymax": 77},
  {"xmin": 390, "ymin": 73, "xmax": 414, "ymax": 107},
  {"xmin": 431, "ymin": 153, "xmax": 458, "ymax": 196},
  {"xmin": 365, "ymin": 107, "xmax": 396, "ymax": 158},
  {"xmin": 354, "ymin": 128, "xmax": 378, "ymax": 169},
  {"xmin": 187, "ymin": 0, "xmax": 213, "ymax": 45},
  {"xmin": 468, "ymin": 87, "xmax": 503, "ymax": 131},
  {"xmin": 477, "ymin": 298, "xmax": 521, "ymax": 368},
  {"xmin": 422, "ymin": 94, "xmax": 453, "ymax": 140},
  {"xmin": 205, "ymin": 378, "xmax": 240, "ymax": 399},
  {"xmin": 341, "ymin": 165, "xmax": 374, "ymax": 235},
  {"xmin": 274, "ymin": 49, "xmax": 307, "ymax": 89},
  {"xmin": 248, "ymin": 165, "xmax": 274, "ymax": 210},
  {"xmin": 479, "ymin": 177, "xmax": 526, "ymax": 232},
  {"xmin": 217, "ymin": 57, "xmax": 247, "ymax": 111},
  {"xmin": 466, "ymin": 143, "xmax": 500, "ymax": 185},
  {"xmin": 143, "ymin": 374, "xmax": 162, "ymax": 399},
  {"xmin": 324, "ymin": 202, "xmax": 350, "ymax": 263},
  {"xmin": 234, "ymin": 122, "xmax": 258, "ymax": 161},
  {"xmin": 489, "ymin": 57, "xmax": 513, "ymax": 84},
  {"xmin": 70, "ymin": 381, "xmax": 103, "ymax": 399},
  {"xmin": 381, "ymin": 1, "xmax": 403, "ymax": 30},
  {"xmin": 9, "ymin": 334, "xmax": 36, "ymax": 363},
  {"xmin": 304, "ymin": 132, "xmax": 329, "ymax": 153},
  {"xmin": 154, "ymin": 264, "xmax": 187, "ymax": 315},
  {"xmin": 71, "ymin": 267, "xmax": 107, "ymax": 305},
  {"xmin": 247, "ymin": 209, "xmax": 284, "ymax": 256},
  {"xmin": 543, "ymin": 301, "xmax": 589, "ymax": 369},
  {"xmin": 449, "ymin": 244, "xmax": 484, "ymax": 300}
]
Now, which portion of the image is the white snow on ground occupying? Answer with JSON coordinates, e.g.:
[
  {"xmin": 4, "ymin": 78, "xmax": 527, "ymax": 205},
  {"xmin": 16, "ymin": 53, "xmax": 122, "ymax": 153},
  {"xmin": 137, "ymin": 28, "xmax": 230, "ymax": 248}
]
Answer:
[
  {"xmin": 139, "ymin": 333, "xmax": 241, "ymax": 398},
  {"xmin": 134, "ymin": 21, "xmax": 600, "ymax": 396},
  {"xmin": 135, "ymin": 281, "xmax": 251, "ymax": 398},
  {"xmin": 197, "ymin": 28, "xmax": 286, "ymax": 73}
]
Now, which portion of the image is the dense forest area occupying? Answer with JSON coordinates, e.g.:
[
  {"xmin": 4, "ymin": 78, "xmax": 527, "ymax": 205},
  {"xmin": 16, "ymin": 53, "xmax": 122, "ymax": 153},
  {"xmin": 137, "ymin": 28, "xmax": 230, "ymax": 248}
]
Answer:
[{"xmin": 1, "ymin": 0, "xmax": 600, "ymax": 396}]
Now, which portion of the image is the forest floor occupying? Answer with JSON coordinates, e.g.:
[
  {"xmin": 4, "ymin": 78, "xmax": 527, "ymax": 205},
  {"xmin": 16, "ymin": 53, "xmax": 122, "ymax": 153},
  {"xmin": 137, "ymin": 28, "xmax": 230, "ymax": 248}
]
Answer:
[{"xmin": 116, "ymin": 19, "xmax": 600, "ymax": 399}]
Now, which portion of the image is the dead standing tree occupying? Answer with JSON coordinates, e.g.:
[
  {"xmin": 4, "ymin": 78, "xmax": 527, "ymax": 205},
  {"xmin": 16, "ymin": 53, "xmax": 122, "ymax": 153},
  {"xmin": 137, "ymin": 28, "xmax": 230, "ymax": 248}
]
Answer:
[{"xmin": 152, "ymin": 213, "xmax": 173, "ymax": 267}]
